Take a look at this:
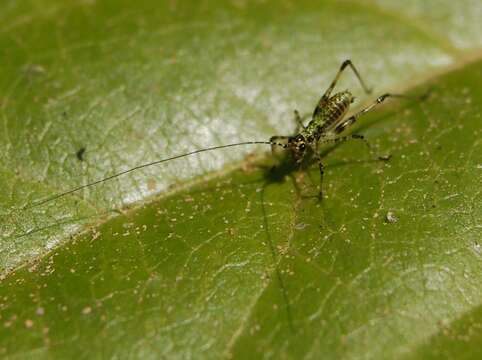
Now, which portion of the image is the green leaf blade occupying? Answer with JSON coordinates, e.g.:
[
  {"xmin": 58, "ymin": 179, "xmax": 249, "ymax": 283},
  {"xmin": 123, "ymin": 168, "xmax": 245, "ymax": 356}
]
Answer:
[{"xmin": 0, "ymin": 1, "xmax": 481, "ymax": 359}]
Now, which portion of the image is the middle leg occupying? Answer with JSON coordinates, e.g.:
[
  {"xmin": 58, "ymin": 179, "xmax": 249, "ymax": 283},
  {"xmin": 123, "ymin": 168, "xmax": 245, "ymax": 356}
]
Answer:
[{"xmin": 318, "ymin": 134, "xmax": 392, "ymax": 161}]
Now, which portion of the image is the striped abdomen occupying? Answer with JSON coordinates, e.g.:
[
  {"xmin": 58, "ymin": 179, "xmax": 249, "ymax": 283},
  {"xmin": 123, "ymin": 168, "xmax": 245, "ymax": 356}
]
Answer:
[{"xmin": 305, "ymin": 91, "xmax": 353, "ymax": 139}]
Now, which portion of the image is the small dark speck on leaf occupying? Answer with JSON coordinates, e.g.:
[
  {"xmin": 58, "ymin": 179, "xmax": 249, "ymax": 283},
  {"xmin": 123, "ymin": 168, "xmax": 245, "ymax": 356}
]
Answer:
[{"xmin": 76, "ymin": 147, "xmax": 86, "ymax": 161}]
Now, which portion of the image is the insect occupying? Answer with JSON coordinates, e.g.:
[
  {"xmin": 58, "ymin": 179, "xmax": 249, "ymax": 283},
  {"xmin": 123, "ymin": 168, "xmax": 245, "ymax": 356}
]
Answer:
[{"xmin": 24, "ymin": 60, "xmax": 423, "ymax": 210}]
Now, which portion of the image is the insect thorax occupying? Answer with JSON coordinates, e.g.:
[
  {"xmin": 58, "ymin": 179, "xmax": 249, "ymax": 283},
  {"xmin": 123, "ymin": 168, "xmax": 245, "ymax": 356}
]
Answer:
[{"xmin": 303, "ymin": 91, "xmax": 354, "ymax": 140}]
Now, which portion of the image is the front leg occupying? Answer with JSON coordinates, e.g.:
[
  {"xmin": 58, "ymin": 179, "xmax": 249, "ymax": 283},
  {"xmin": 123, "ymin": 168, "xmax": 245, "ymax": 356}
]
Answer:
[{"xmin": 293, "ymin": 110, "xmax": 310, "ymax": 133}]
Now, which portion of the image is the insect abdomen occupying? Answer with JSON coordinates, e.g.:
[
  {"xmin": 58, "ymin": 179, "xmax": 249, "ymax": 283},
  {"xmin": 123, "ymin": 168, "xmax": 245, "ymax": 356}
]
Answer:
[
  {"xmin": 321, "ymin": 92, "xmax": 352, "ymax": 125},
  {"xmin": 306, "ymin": 91, "xmax": 353, "ymax": 137}
]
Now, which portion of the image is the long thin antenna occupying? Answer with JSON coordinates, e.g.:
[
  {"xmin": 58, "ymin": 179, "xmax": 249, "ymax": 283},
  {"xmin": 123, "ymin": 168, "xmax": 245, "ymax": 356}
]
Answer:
[{"xmin": 23, "ymin": 141, "xmax": 275, "ymax": 210}]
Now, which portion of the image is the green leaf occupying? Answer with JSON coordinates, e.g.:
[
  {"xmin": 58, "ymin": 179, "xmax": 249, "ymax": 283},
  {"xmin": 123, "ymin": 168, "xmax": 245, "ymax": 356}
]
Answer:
[{"xmin": 0, "ymin": 1, "xmax": 481, "ymax": 358}]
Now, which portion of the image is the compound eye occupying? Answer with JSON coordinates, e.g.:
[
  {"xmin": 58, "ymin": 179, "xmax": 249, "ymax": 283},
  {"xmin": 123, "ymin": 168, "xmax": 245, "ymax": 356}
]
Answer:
[{"xmin": 299, "ymin": 144, "xmax": 306, "ymax": 151}]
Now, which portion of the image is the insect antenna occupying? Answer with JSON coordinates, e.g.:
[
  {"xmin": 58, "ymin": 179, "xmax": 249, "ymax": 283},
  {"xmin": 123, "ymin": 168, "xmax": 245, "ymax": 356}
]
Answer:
[{"xmin": 23, "ymin": 140, "xmax": 286, "ymax": 210}]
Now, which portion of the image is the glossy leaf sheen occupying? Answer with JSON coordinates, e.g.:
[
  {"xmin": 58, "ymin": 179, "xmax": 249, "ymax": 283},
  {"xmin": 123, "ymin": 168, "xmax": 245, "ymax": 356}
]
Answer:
[{"xmin": 0, "ymin": 0, "xmax": 481, "ymax": 358}]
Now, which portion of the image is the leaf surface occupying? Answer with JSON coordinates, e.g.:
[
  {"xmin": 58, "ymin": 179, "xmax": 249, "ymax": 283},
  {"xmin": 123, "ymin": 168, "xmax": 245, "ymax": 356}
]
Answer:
[{"xmin": 0, "ymin": 1, "xmax": 481, "ymax": 358}]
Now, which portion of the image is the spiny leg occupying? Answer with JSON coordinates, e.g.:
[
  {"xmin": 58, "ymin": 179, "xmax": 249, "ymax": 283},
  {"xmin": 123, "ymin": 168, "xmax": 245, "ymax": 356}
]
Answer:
[
  {"xmin": 293, "ymin": 110, "xmax": 308, "ymax": 132},
  {"xmin": 320, "ymin": 134, "xmax": 370, "ymax": 149},
  {"xmin": 313, "ymin": 134, "xmax": 393, "ymax": 201},
  {"xmin": 312, "ymin": 134, "xmax": 372, "ymax": 200},
  {"xmin": 334, "ymin": 92, "xmax": 424, "ymax": 135},
  {"xmin": 314, "ymin": 134, "xmax": 384, "ymax": 201},
  {"xmin": 320, "ymin": 60, "xmax": 372, "ymax": 104},
  {"xmin": 319, "ymin": 134, "xmax": 391, "ymax": 161},
  {"xmin": 330, "ymin": 90, "xmax": 428, "ymax": 159},
  {"xmin": 312, "ymin": 60, "xmax": 373, "ymax": 120}
]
